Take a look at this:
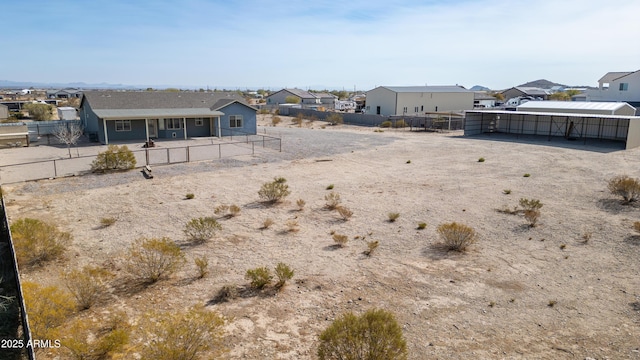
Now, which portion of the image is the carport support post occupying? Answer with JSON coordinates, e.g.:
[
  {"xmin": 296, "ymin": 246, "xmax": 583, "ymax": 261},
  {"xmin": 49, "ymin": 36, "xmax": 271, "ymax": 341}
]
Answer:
[
  {"xmin": 145, "ymin": 118, "xmax": 149, "ymax": 143},
  {"xmin": 217, "ymin": 116, "xmax": 221, "ymax": 139},
  {"xmin": 183, "ymin": 118, "xmax": 187, "ymax": 140},
  {"xmin": 103, "ymin": 118, "xmax": 109, "ymax": 144},
  {"xmin": 581, "ymin": 117, "xmax": 586, "ymax": 144}
]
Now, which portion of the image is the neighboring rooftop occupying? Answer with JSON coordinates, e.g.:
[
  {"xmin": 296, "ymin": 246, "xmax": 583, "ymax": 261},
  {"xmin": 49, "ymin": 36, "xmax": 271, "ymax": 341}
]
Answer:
[
  {"xmin": 516, "ymin": 101, "xmax": 635, "ymax": 112},
  {"xmin": 378, "ymin": 86, "xmax": 471, "ymax": 93},
  {"xmin": 82, "ymin": 91, "xmax": 248, "ymax": 110}
]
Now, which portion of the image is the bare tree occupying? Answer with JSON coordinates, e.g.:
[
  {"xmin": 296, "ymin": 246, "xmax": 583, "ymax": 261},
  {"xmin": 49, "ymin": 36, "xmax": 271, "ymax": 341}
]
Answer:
[{"xmin": 52, "ymin": 122, "xmax": 83, "ymax": 158}]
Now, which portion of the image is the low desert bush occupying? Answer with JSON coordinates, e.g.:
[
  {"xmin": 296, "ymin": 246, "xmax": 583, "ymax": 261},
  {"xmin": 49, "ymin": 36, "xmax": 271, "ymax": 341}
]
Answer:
[
  {"xmin": 217, "ymin": 285, "xmax": 239, "ymax": 302},
  {"xmin": 275, "ymin": 262, "xmax": 294, "ymax": 288},
  {"xmin": 318, "ymin": 308, "xmax": 407, "ymax": 360},
  {"xmin": 60, "ymin": 313, "xmax": 130, "ymax": 360},
  {"xmin": 245, "ymin": 267, "xmax": 273, "ymax": 289},
  {"xmin": 184, "ymin": 217, "xmax": 222, "ymax": 243},
  {"xmin": 285, "ymin": 219, "xmax": 300, "ymax": 232},
  {"xmin": 437, "ymin": 222, "xmax": 477, "ymax": 252},
  {"xmin": 100, "ymin": 217, "xmax": 117, "ymax": 228},
  {"xmin": 365, "ymin": 241, "xmax": 379, "ymax": 256},
  {"xmin": 185, "ymin": 193, "xmax": 195, "ymax": 200},
  {"xmin": 478, "ymin": 157, "xmax": 485, "ymax": 162},
  {"xmin": 607, "ymin": 175, "xmax": 640, "ymax": 204},
  {"xmin": 272, "ymin": 115, "xmax": 282, "ymax": 126},
  {"xmin": 503, "ymin": 189, "xmax": 512, "ymax": 195},
  {"xmin": 333, "ymin": 233, "xmax": 349, "ymax": 247},
  {"xmin": 62, "ymin": 265, "xmax": 113, "ymax": 310},
  {"xmin": 634, "ymin": 221, "xmax": 640, "ymax": 233},
  {"xmin": 519, "ymin": 198, "xmax": 543, "ymax": 211},
  {"xmin": 380, "ymin": 121, "xmax": 392, "ymax": 128},
  {"xmin": 336, "ymin": 205, "xmax": 353, "ymax": 221},
  {"xmin": 417, "ymin": 222, "xmax": 427, "ymax": 230},
  {"xmin": 140, "ymin": 307, "xmax": 225, "ymax": 360},
  {"xmin": 296, "ymin": 198, "xmax": 306, "ymax": 211},
  {"xmin": 22, "ymin": 281, "xmax": 75, "ymax": 341},
  {"xmin": 91, "ymin": 145, "xmax": 136, "ymax": 172},
  {"xmin": 326, "ymin": 184, "xmax": 334, "ymax": 190},
  {"xmin": 194, "ymin": 256, "xmax": 209, "ymax": 278},
  {"xmin": 524, "ymin": 209, "xmax": 541, "ymax": 227},
  {"xmin": 324, "ymin": 191, "xmax": 341, "ymax": 210},
  {"xmin": 261, "ymin": 218, "xmax": 275, "ymax": 229},
  {"xmin": 523, "ymin": 173, "xmax": 531, "ymax": 177},
  {"xmin": 326, "ymin": 113, "xmax": 344, "ymax": 125},
  {"xmin": 214, "ymin": 204, "xmax": 241, "ymax": 218},
  {"xmin": 258, "ymin": 177, "xmax": 291, "ymax": 204},
  {"xmin": 10, "ymin": 218, "xmax": 71, "ymax": 267},
  {"xmin": 125, "ymin": 237, "xmax": 185, "ymax": 284},
  {"xmin": 393, "ymin": 119, "xmax": 407, "ymax": 128},
  {"xmin": 387, "ymin": 212, "xmax": 400, "ymax": 222},
  {"xmin": 293, "ymin": 113, "xmax": 304, "ymax": 126}
]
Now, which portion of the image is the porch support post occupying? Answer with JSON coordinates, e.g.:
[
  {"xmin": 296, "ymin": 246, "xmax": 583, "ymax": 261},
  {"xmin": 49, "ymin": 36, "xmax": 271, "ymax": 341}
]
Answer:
[
  {"xmin": 103, "ymin": 118, "xmax": 109, "ymax": 144},
  {"xmin": 145, "ymin": 118, "xmax": 149, "ymax": 143},
  {"xmin": 183, "ymin": 118, "xmax": 187, "ymax": 140},
  {"xmin": 217, "ymin": 116, "xmax": 221, "ymax": 138}
]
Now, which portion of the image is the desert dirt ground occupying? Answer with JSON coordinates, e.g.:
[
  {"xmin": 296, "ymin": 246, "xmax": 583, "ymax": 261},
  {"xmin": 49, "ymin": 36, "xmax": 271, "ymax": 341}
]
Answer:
[{"xmin": 3, "ymin": 115, "xmax": 640, "ymax": 359}]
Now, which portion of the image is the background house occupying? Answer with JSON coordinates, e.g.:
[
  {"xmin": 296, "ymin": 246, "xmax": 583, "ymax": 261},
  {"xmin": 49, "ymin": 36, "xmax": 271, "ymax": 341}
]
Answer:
[
  {"xmin": 364, "ymin": 86, "xmax": 474, "ymax": 116},
  {"xmin": 474, "ymin": 92, "xmax": 497, "ymax": 108},
  {"xmin": 500, "ymin": 87, "xmax": 550, "ymax": 101},
  {"xmin": 79, "ymin": 91, "xmax": 257, "ymax": 144},
  {"xmin": 266, "ymin": 89, "xmax": 319, "ymax": 105},
  {"xmin": 584, "ymin": 70, "xmax": 640, "ymax": 109},
  {"xmin": 47, "ymin": 88, "xmax": 83, "ymax": 99}
]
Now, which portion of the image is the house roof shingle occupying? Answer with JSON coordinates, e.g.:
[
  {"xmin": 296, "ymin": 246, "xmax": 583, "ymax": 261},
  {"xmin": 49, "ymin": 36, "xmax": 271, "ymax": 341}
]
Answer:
[
  {"xmin": 598, "ymin": 71, "xmax": 634, "ymax": 83},
  {"xmin": 82, "ymin": 91, "xmax": 250, "ymax": 110}
]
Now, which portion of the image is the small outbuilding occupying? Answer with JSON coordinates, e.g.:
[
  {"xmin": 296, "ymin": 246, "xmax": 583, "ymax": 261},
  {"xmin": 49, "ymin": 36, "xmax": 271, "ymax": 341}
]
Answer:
[
  {"xmin": 57, "ymin": 107, "xmax": 78, "ymax": 120},
  {"xmin": 0, "ymin": 104, "xmax": 8, "ymax": 120},
  {"xmin": 516, "ymin": 101, "xmax": 636, "ymax": 116}
]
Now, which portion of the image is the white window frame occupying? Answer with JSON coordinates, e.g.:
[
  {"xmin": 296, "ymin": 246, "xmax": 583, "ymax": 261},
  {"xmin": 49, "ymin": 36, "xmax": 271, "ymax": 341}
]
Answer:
[
  {"xmin": 229, "ymin": 115, "xmax": 243, "ymax": 128},
  {"xmin": 115, "ymin": 120, "xmax": 131, "ymax": 132},
  {"xmin": 166, "ymin": 118, "xmax": 181, "ymax": 129},
  {"xmin": 195, "ymin": 118, "xmax": 204, "ymax": 126}
]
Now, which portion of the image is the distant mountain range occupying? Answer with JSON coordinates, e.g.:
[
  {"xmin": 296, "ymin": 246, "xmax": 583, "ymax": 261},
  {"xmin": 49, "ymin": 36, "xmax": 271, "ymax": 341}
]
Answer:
[
  {"xmin": 516, "ymin": 79, "xmax": 567, "ymax": 89},
  {"xmin": 0, "ymin": 80, "xmax": 138, "ymax": 89}
]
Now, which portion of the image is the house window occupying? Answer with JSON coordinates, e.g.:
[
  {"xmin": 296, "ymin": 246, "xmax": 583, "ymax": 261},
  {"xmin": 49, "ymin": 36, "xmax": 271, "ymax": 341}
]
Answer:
[
  {"xmin": 115, "ymin": 120, "xmax": 131, "ymax": 132},
  {"xmin": 166, "ymin": 118, "xmax": 181, "ymax": 129},
  {"xmin": 195, "ymin": 118, "xmax": 204, "ymax": 126},
  {"xmin": 619, "ymin": 83, "xmax": 629, "ymax": 91},
  {"xmin": 414, "ymin": 107, "xmax": 419, "ymax": 112},
  {"xmin": 403, "ymin": 107, "xmax": 407, "ymax": 113},
  {"xmin": 421, "ymin": 105, "xmax": 424, "ymax": 111},
  {"xmin": 229, "ymin": 115, "xmax": 243, "ymax": 128}
]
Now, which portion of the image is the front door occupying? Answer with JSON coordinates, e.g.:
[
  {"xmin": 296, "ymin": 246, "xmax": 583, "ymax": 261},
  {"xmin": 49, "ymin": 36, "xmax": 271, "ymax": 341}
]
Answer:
[{"xmin": 148, "ymin": 119, "xmax": 158, "ymax": 138}]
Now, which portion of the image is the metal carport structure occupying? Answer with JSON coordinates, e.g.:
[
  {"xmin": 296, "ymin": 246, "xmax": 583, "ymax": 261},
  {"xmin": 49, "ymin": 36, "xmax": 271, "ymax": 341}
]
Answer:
[{"xmin": 464, "ymin": 110, "xmax": 640, "ymax": 150}]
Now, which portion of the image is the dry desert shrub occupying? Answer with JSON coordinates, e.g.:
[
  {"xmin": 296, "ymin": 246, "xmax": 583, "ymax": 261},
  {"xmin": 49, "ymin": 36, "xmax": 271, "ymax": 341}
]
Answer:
[
  {"xmin": 437, "ymin": 222, "xmax": 477, "ymax": 252},
  {"xmin": 59, "ymin": 313, "xmax": 130, "ymax": 360},
  {"xmin": 387, "ymin": 212, "xmax": 400, "ymax": 222},
  {"xmin": 125, "ymin": 237, "xmax": 185, "ymax": 284},
  {"xmin": 62, "ymin": 265, "xmax": 113, "ymax": 310},
  {"xmin": 214, "ymin": 204, "xmax": 241, "ymax": 218},
  {"xmin": 184, "ymin": 217, "xmax": 222, "ymax": 244},
  {"xmin": 22, "ymin": 281, "xmax": 75, "ymax": 341},
  {"xmin": 519, "ymin": 198, "xmax": 543, "ymax": 211},
  {"xmin": 324, "ymin": 191, "xmax": 341, "ymax": 210},
  {"xmin": 336, "ymin": 205, "xmax": 353, "ymax": 221},
  {"xmin": 91, "ymin": 145, "xmax": 136, "ymax": 172},
  {"xmin": 332, "ymin": 233, "xmax": 349, "ymax": 247},
  {"xmin": 417, "ymin": 222, "xmax": 427, "ymax": 230},
  {"xmin": 524, "ymin": 209, "xmax": 541, "ymax": 227},
  {"xmin": 258, "ymin": 177, "xmax": 291, "ymax": 204},
  {"xmin": 140, "ymin": 307, "xmax": 225, "ymax": 360},
  {"xmin": 194, "ymin": 256, "xmax": 209, "ymax": 279},
  {"xmin": 217, "ymin": 285, "xmax": 239, "ymax": 302},
  {"xmin": 261, "ymin": 218, "xmax": 275, "ymax": 229},
  {"xmin": 296, "ymin": 198, "xmax": 306, "ymax": 211},
  {"xmin": 365, "ymin": 240, "xmax": 379, "ymax": 256},
  {"xmin": 99, "ymin": 217, "xmax": 117, "ymax": 228},
  {"xmin": 245, "ymin": 267, "xmax": 273, "ymax": 289},
  {"xmin": 10, "ymin": 218, "xmax": 71, "ymax": 267},
  {"xmin": 607, "ymin": 175, "xmax": 640, "ymax": 204},
  {"xmin": 275, "ymin": 262, "xmax": 294, "ymax": 288},
  {"xmin": 285, "ymin": 219, "xmax": 300, "ymax": 232},
  {"xmin": 185, "ymin": 193, "xmax": 195, "ymax": 200},
  {"xmin": 317, "ymin": 308, "xmax": 407, "ymax": 360},
  {"xmin": 272, "ymin": 115, "xmax": 282, "ymax": 126},
  {"xmin": 326, "ymin": 113, "xmax": 344, "ymax": 125}
]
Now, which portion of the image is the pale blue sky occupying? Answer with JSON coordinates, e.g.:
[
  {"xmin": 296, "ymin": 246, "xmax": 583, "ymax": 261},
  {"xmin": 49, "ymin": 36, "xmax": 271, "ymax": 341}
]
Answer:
[{"xmin": 4, "ymin": 0, "xmax": 640, "ymax": 90}]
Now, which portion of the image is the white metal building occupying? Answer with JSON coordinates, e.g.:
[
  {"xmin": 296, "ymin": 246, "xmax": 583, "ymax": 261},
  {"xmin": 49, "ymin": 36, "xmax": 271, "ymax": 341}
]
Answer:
[
  {"xmin": 465, "ymin": 110, "xmax": 640, "ymax": 150},
  {"xmin": 516, "ymin": 101, "xmax": 636, "ymax": 116},
  {"xmin": 365, "ymin": 86, "xmax": 474, "ymax": 116},
  {"xmin": 57, "ymin": 107, "xmax": 78, "ymax": 120}
]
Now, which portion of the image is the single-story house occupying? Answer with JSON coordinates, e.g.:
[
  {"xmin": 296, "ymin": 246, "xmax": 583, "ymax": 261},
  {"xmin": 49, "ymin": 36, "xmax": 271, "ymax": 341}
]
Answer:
[
  {"xmin": 465, "ymin": 109, "xmax": 640, "ymax": 150},
  {"xmin": 79, "ymin": 91, "xmax": 257, "ymax": 144},
  {"xmin": 266, "ymin": 89, "xmax": 319, "ymax": 105},
  {"xmin": 365, "ymin": 86, "xmax": 474, "ymax": 116},
  {"xmin": 474, "ymin": 92, "xmax": 497, "ymax": 108},
  {"xmin": 47, "ymin": 88, "xmax": 83, "ymax": 99},
  {"xmin": 516, "ymin": 101, "xmax": 636, "ymax": 116},
  {"xmin": 312, "ymin": 92, "xmax": 338, "ymax": 105},
  {"xmin": 500, "ymin": 87, "xmax": 550, "ymax": 101}
]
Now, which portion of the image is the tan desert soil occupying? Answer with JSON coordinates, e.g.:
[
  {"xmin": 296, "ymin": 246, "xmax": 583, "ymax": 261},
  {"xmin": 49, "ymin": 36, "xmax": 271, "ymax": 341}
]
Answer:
[{"xmin": 3, "ymin": 118, "xmax": 640, "ymax": 359}]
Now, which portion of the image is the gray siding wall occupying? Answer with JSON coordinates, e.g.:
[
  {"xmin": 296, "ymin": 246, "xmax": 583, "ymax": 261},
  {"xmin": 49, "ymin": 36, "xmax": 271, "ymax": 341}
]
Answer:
[
  {"xmin": 79, "ymin": 101, "xmax": 100, "ymax": 133},
  {"xmin": 186, "ymin": 118, "xmax": 212, "ymax": 137},
  {"xmin": 106, "ymin": 119, "xmax": 147, "ymax": 142},
  {"xmin": 289, "ymin": 109, "xmax": 389, "ymax": 126},
  {"xmin": 219, "ymin": 103, "xmax": 257, "ymax": 135}
]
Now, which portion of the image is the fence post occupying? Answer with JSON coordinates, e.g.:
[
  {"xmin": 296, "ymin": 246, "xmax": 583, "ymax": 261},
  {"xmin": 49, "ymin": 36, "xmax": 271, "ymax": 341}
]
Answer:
[
  {"xmin": 219, "ymin": 144, "xmax": 221, "ymax": 158},
  {"xmin": 145, "ymin": 148, "xmax": 149, "ymax": 165},
  {"xmin": 53, "ymin": 159, "xmax": 57, "ymax": 177},
  {"xmin": 187, "ymin": 146, "xmax": 190, "ymax": 163},
  {"xmin": 167, "ymin": 148, "xmax": 170, "ymax": 164},
  {"xmin": 252, "ymin": 142, "xmax": 254, "ymax": 155}
]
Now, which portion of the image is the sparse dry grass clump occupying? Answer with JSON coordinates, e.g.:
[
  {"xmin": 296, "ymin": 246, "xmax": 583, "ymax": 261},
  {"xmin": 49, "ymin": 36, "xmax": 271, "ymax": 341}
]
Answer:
[
  {"xmin": 417, "ymin": 222, "xmax": 427, "ymax": 230},
  {"xmin": 259, "ymin": 177, "xmax": 291, "ymax": 204},
  {"xmin": 296, "ymin": 198, "xmax": 306, "ymax": 211},
  {"xmin": 608, "ymin": 175, "xmax": 640, "ymax": 204},
  {"xmin": 185, "ymin": 193, "xmax": 195, "ymax": 200},
  {"xmin": 194, "ymin": 256, "xmax": 209, "ymax": 278},
  {"xmin": 10, "ymin": 218, "xmax": 71, "ymax": 267},
  {"xmin": 214, "ymin": 204, "xmax": 241, "ymax": 218},
  {"xmin": 100, "ymin": 217, "xmax": 117, "ymax": 228},
  {"xmin": 437, "ymin": 222, "xmax": 477, "ymax": 252},
  {"xmin": 125, "ymin": 237, "xmax": 185, "ymax": 284},
  {"xmin": 272, "ymin": 115, "xmax": 282, "ymax": 126},
  {"xmin": 62, "ymin": 265, "xmax": 113, "ymax": 310},
  {"xmin": 184, "ymin": 217, "xmax": 222, "ymax": 244},
  {"xmin": 634, "ymin": 221, "xmax": 640, "ymax": 233},
  {"xmin": 261, "ymin": 218, "xmax": 275, "ymax": 229},
  {"xmin": 217, "ymin": 285, "xmax": 239, "ymax": 302},
  {"xmin": 333, "ymin": 233, "xmax": 349, "ymax": 247},
  {"xmin": 520, "ymin": 198, "xmax": 543, "ymax": 227},
  {"xmin": 325, "ymin": 191, "xmax": 341, "ymax": 210},
  {"xmin": 365, "ymin": 240, "xmax": 379, "ymax": 256},
  {"xmin": 336, "ymin": 205, "xmax": 353, "ymax": 221},
  {"xmin": 285, "ymin": 219, "xmax": 300, "ymax": 232},
  {"xmin": 524, "ymin": 209, "xmax": 541, "ymax": 227},
  {"xmin": 387, "ymin": 212, "xmax": 400, "ymax": 222}
]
